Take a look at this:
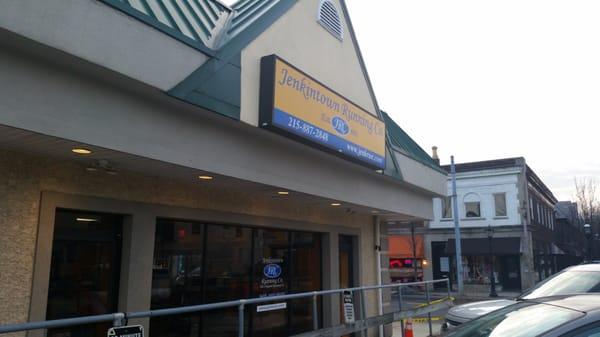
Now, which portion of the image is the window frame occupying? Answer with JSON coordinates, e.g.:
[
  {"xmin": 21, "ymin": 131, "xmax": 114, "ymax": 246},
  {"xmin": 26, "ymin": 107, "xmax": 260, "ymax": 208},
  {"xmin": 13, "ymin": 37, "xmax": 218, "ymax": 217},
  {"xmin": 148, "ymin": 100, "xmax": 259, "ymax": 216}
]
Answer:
[
  {"xmin": 529, "ymin": 197, "xmax": 534, "ymax": 221},
  {"xmin": 441, "ymin": 196, "xmax": 453, "ymax": 219},
  {"xmin": 493, "ymin": 193, "xmax": 508, "ymax": 217},
  {"xmin": 465, "ymin": 201, "xmax": 481, "ymax": 218}
]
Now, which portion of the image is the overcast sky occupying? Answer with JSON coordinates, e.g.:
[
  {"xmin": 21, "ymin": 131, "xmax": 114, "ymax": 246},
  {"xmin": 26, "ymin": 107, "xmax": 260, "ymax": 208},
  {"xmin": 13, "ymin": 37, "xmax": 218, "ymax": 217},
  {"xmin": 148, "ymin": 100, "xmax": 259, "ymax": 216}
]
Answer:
[{"xmin": 224, "ymin": 0, "xmax": 600, "ymax": 201}]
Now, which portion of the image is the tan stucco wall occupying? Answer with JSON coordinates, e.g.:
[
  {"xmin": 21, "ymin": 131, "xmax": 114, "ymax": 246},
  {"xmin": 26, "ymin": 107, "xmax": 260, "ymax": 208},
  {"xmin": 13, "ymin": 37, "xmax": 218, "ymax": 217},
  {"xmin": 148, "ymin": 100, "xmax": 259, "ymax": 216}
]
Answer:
[
  {"xmin": 0, "ymin": 151, "xmax": 41, "ymax": 337},
  {"xmin": 240, "ymin": 0, "xmax": 378, "ymax": 126},
  {"xmin": 395, "ymin": 152, "xmax": 448, "ymax": 200},
  {"xmin": 0, "ymin": 149, "xmax": 381, "ymax": 336},
  {"xmin": 0, "ymin": 0, "xmax": 208, "ymax": 91}
]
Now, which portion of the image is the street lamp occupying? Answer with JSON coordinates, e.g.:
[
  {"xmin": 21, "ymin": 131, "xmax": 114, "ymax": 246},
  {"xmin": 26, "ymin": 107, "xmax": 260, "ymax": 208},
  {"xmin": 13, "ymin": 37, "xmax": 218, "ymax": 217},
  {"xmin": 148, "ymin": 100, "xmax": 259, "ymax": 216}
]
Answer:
[
  {"xmin": 487, "ymin": 225, "xmax": 498, "ymax": 297},
  {"xmin": 584, "ymin": 224, "xmax": 592, "ymax": 261}
]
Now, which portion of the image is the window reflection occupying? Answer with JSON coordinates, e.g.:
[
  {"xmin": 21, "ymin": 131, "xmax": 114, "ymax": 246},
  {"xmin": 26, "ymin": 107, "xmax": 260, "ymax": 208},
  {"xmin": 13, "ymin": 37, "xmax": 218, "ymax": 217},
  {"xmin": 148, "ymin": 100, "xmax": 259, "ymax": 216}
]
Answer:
[
  {"xmin": 202, "ymin": 225, "xmax": 252, "ymax": 337},
  {"xmin": 46, "ymin": 210, "xmax": 122, "ymax": 337},
  {"xmin": 521, "ymin": 271, "xmax": 600, "ymax": 299},
  {"xmin": 290, "ymin": 232, "xmax": 322, "ymax": 334},
  {"xmin": 151, "ymin": 220, "xmax": 204, "ymax": 337},
  {"xmin": 150, "ymin": 220, "xmax": 322, "ymax": 337},
  {"xmin": 450, "ymin": 302, "xmax": 583, "ymax": 337}
]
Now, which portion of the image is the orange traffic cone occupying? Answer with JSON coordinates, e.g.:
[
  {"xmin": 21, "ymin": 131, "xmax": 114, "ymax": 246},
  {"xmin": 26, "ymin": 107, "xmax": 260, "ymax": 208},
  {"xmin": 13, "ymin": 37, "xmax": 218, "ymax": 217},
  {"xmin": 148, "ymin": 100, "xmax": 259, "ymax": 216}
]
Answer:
[{"xmin": 404, "ymin": 318, "xmax": 414, "ymax": 337}]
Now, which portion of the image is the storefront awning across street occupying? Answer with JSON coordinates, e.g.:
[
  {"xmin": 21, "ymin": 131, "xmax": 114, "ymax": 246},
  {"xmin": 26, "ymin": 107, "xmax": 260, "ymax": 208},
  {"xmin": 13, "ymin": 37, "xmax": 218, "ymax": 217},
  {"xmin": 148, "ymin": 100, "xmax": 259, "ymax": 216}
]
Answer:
[{"xmin": 444, "ymin": 238, "xmax": 521, "ymax": 256}]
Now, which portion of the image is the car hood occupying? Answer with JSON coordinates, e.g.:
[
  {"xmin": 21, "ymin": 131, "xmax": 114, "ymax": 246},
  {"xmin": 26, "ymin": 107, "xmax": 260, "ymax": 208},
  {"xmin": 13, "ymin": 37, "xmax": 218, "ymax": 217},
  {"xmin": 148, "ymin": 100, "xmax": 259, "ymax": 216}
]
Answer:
[{"xmin": 447, "ymin": 299, "xmax": 517, "ymax": 322}]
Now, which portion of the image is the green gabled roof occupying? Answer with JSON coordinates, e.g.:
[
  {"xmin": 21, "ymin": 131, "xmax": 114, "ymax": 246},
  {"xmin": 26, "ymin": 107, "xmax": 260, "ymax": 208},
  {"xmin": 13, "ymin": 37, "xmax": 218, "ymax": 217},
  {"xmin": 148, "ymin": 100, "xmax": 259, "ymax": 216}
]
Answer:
[
  {"xmin": 101, "ymin": 0, "xmax": 297, "ymax": 119},
  {"xmin": 382, "ymin": 111, "xmax": 445, "ymax": 174},
  {"xmin": 100, "ymin": 0, "xmax": 231, "ymax": 55},
  {"xmin": 99, "ymin": 0, "xmax": 443, "ymax": 181},
  {"xmin": 100, "ymin": 0, "xmax": 291, "ymax": 54},
  {"xmin": 219, "ymin": 0, "xmax": 282, "ymax": 47}
]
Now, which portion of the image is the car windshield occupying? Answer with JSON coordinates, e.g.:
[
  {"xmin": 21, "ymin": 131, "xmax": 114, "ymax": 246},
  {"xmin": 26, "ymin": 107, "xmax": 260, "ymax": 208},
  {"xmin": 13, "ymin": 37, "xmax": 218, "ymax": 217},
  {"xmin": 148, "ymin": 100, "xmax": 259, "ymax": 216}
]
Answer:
[
  {"xmin": 520, "ymin": 271, "xmax": 600, "ymax": 299},
  {"xmin": 446, "ymin": 302, "xmax": 584, "ymax": 337}
]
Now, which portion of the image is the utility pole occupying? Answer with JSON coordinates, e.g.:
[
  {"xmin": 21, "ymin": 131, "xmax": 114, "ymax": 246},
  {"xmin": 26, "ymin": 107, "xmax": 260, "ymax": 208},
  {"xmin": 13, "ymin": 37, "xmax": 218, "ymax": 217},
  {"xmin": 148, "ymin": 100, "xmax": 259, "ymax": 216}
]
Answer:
[{"xmin": 451, "ymin": 156, "xmax": 464, "ymax": 294}]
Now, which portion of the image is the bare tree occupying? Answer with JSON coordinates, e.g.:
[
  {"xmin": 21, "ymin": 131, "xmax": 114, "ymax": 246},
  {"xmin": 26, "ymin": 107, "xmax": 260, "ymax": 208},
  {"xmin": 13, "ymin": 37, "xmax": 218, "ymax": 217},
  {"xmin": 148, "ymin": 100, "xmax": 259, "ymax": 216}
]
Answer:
[{"xmin": 574, "ymin": 177, "xmax": 600, "ymax": 225}]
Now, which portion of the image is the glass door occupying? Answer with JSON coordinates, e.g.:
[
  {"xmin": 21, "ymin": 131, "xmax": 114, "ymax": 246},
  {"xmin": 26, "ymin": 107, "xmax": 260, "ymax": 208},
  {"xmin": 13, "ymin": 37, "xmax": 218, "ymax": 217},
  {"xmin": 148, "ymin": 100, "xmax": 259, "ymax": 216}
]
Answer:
[
  {"xmin": 288, "ymin": 232, "xmax": 322, "ymax": 334},
  {"xmin": 46, "ymin": 210, "xmax": 122, "ymax": 337},
  {"xmin": 202, "ymin": 225, "xmax": 253, "ymax": 337},
  {"xmin": 251, "ymin": 229, "xmax": 289, "ymax": 337}
]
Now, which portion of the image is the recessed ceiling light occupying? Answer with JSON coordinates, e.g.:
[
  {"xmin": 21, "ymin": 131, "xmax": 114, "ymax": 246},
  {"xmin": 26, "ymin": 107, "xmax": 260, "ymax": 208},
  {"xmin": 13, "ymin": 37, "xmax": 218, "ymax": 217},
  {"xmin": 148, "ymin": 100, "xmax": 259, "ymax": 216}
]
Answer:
[
  {"xmin": 76, "ymin": 217, "xmax": 99, "ymax": 222},
  {"xmin": 198, "ymin": 175, "xmax": 213, "ymax": 180},
  {"xmin": 277, "ymin": 191, "xmax": 290, "ymax": 195},
  {"xmin": 330, "ymin": 202, "xmax": 342, "ymax": 206},
  {"xmin": 72, "ymin": 148, "xmax": 92, "ymax": 155},
  {"xmin": 371, "ymin": 210, "xmax": 379, "ymax": 214}
]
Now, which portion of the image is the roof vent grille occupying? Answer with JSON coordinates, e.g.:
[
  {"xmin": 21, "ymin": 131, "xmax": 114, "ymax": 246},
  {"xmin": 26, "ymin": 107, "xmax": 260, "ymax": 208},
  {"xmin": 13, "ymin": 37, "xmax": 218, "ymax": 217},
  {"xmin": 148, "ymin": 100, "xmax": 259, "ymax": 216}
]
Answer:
[{"xmin": 317, "ymin": 0, "xmax": 343, "ymax": 41}]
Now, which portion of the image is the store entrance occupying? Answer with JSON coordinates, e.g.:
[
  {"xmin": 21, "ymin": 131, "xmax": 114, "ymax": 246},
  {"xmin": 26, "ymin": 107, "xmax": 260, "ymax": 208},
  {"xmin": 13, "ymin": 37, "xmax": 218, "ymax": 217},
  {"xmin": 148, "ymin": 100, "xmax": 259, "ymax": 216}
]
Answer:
[
  {"xmin": 431, "ymin": 242, "xmax": 451, "ymax": 290},
  {"xmin": 251, "ymin": 229, "xmax": 289, "ymax": 337},
  {"xmin": 500, "ymin": 256, "xmax": 521, "ymax": 290},
  {"xmin": 339, "ymin": 235, "xmax": 355, "ymax": 289},
  {"xmin": 46, "ymin": 209, "xmax": 123, "ymax": 337}
]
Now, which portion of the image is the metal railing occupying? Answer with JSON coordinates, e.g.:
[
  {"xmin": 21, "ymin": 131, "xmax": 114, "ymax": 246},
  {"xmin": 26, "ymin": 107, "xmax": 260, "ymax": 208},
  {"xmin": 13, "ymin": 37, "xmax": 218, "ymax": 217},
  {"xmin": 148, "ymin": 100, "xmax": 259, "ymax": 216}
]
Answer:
[{"xmin": 0, "ymin": 279, "xmax": 452, "ymax": 337}]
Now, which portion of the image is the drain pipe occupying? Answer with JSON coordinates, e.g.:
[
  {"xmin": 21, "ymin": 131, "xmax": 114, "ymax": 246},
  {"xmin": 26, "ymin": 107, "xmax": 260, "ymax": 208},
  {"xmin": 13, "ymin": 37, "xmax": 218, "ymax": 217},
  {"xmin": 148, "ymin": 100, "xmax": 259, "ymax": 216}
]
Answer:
[{"xmin": 375, "ymin": 216, "xmax": 384, "ymax": 337}]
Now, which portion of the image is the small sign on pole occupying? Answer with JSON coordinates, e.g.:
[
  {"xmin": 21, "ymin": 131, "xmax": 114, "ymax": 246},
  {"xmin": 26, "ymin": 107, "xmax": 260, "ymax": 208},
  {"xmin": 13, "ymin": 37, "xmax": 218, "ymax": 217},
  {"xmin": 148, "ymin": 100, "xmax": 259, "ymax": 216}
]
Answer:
[
  {"xmin": 342, "ymin": 291, "xmax": 355, "ymax": 324},
  {"xmin": 107, "ymin": 325, "xmax": 144, "ymax": 337}
]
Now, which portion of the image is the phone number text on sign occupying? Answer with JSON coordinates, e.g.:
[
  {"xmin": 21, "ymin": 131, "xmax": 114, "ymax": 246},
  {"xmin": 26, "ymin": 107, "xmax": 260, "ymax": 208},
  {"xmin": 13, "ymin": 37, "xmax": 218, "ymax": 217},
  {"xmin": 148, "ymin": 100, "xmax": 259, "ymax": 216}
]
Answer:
[{"xmin": 286, "ymin": 115, "xmax": 329, "ymax": 142}]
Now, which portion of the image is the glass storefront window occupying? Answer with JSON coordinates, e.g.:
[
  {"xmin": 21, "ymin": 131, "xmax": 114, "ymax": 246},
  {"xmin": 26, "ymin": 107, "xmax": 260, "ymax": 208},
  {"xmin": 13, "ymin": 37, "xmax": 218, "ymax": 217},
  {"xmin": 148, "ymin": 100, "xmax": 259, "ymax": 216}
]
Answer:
[
  {"xmin": 202, "ymin": 225, "xmax": 252, "ymax": 337},
  {"xmin": 150, "ymin": 220, "xmax": 322, "ymax": 337},
  {"xmin": 460, "ymin": 256, "xmax": 501, "ymax": 285},
  {"xmin": 151, "ymin": 220, "xmax": 205, "ymax": 337}
]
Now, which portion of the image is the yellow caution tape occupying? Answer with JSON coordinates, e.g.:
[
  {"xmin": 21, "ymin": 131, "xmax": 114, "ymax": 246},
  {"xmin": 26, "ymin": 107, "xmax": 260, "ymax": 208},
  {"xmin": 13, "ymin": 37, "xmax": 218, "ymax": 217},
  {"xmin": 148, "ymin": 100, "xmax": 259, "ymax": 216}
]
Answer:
[
  {"xmin": 404, "ymin": 317, "xmax": 443, "ymax": 323},
  {"xmin": 414, "ymin": 296, "xmax": 455, "ymax": 308}
]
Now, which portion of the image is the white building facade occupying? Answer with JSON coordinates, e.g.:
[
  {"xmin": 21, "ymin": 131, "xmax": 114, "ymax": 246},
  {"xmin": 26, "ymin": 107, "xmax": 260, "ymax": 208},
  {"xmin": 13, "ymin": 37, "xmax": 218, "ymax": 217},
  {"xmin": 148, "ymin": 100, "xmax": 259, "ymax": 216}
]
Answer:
[{"xmin": 424, "ymin": 158, "xmax": 538, "ymax": 292}]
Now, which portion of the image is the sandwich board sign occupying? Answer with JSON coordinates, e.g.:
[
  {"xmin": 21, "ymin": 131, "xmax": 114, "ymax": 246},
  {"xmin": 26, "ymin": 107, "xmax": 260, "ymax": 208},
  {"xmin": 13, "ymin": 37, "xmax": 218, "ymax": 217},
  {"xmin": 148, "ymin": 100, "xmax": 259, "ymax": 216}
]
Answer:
[
  {"xmin": 107, "ymin": 325, "xmax": 143, "ymax": 337},
  {"xmin": 342, "ymin": 291, "xmax": 355, "ymax": 324}
]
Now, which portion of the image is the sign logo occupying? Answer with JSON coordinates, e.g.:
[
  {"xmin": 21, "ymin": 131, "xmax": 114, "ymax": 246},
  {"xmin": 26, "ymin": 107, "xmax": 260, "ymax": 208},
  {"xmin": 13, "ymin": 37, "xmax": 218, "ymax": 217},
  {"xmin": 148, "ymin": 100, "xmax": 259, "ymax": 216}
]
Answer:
[
  {"xmin": 263, "ymin": 264, "xmax": 282, "ymax": 279},
  {"xmin": 332, "ymin": 116, "xmax": 350, "ymax": 135}
]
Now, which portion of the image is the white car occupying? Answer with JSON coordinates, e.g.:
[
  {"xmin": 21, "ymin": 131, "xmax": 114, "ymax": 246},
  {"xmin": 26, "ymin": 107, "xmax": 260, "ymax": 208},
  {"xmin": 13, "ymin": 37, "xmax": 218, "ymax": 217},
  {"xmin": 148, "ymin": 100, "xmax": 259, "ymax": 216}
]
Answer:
[{"xmin": 443, "ymin": 263, "xmax": 600, "ymax": 330}]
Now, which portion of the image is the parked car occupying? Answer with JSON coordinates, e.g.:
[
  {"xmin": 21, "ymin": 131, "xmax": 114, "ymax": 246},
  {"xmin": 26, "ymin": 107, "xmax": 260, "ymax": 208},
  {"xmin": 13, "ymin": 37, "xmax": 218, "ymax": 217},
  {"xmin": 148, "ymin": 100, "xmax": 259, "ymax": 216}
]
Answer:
[
  {"xmin": 444, "ymin": 294, "xmax": 600, "ymax": 337},
  {"xmin": 443, "ymin": 263, "xmax": 600, "ymax": 330}
]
